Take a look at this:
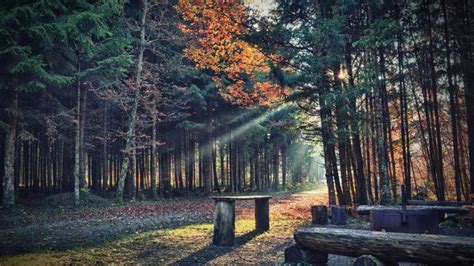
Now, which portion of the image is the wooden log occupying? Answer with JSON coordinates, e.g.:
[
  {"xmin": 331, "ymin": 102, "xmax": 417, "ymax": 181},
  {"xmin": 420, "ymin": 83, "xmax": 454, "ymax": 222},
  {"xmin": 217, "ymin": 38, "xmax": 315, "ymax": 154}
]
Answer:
[
  {"xmin": 255, "ymin": 198, "xmax": 270, "ymax": 231},
  {"xmin": 284, "ymin": 244, "xmax": 328, "ymax": 264},
  {"xmin": 353, "ymin": 255, "xmax": 385, "ymax": 266},
  {"xmin": 357, "ymin": 205, "xmax": 469, "ymax": 215},
  {"xmin": 212, "ymin": 200, "xmax": 235, "ymax": 246},
  {"xmin": 294, "ymin": 227, "xmax": 474, "ymax": 264},
  {"xmin": 311, "ymin": 205, "xmax": 328, "ymax": 225},
  {"xmin": 407, "ymin": 200, "xmax": 471, "ymax": 206},
  {"xmin": 330, "ymin": 205, "xmax": 347, "ymax": 225}
]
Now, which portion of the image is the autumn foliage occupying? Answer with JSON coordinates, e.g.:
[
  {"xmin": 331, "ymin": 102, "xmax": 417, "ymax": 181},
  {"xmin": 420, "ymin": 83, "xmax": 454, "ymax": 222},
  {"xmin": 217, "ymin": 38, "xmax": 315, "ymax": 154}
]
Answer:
[{"xmin": 176, "ymin": 0, "xmax": 289, "ymax": 106}]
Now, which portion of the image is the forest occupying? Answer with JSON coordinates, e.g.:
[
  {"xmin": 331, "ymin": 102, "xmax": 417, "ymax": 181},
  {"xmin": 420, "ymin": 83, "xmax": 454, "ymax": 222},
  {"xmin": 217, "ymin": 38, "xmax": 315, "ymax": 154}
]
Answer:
[{"xmin": 1, "ymin": 0, "xmax": 473, "ymax": 264}]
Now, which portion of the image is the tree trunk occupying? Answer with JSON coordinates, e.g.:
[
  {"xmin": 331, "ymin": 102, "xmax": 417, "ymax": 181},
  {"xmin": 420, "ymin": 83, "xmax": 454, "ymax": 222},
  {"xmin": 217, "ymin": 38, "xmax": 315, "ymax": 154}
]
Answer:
[
  {"xmin": 396, "ymin": 19, "xmax": 412, "ymax": 199},
  {"xmin": 374, "ymin": 51, "xmax": 393, "ymax": 204},
  {"xmin": 442, "ymin": 0, "xmax": 462, "ymax": 201},
  {"xmin": 102, "ymin": 103, "xmax": 108, "ymax": 194},
  {"xmin": 427, "ymin": 4, "xmax": 446, "ymax": 200},
  {"xmin": 272, "ymin": 140, "xmax": 279, "ymax": 191},
  {"xmin": 320, "ymin": 84, "xmax": 337, "ymax": 205},
  {"xmin": 454, "ymin": 0, "xmax": 473, "ymax": 198},
  {"xmin": 74, "ymin": 70, "xmax": 81, "ymax": 205},
  {"xmin": 116, "ymin": 0, "xmax": 148, "ymax": 203},
  {"xmin": 203, "ymin": 131, "xmax": 212, "ymax": 194},
  {"xmin": 281, "ymin": 145, "xmax": 287, "ymax": 190},
  {"xmin": 2, "ymin": 92, "xmax": 18, "ymax": 208},
  {"xmin": 79, "ymin": 87, "xmax": 87, "ymax": 189},
  {"xmin": 150, "ymin": 107, "xmax": 157, "ymax": 199}
]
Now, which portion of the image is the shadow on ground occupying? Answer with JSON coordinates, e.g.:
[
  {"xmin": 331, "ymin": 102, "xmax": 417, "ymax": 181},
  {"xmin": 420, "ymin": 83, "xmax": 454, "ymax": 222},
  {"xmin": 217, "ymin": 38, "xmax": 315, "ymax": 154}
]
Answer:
[{"xmin": 169, "ymin": 230, "xmax": 264, "ymax": 265}]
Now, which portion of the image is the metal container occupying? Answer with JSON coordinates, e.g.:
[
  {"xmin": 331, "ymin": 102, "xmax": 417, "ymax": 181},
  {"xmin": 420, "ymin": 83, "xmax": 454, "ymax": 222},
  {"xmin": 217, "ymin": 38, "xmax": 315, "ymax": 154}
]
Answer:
[{"xmin": 370, "ymin": 209, "xmax": 439, "ymax": 234}]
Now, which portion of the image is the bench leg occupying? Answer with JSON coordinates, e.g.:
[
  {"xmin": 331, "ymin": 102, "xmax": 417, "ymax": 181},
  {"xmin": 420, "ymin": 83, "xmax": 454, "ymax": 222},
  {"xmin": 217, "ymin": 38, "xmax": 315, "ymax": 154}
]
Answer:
[
  {"xmin": 213, "ymin": 200, "xmax": 235, "ymax": 246},
  {"xmin": 255, "ymin": 198, "xmax": 270, "ymax": 231}
]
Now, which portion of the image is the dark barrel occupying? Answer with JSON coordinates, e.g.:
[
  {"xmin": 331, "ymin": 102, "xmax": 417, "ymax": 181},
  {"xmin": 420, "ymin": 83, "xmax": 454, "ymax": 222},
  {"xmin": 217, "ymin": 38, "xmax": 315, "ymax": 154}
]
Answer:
[{"xmin": 370, "ymin": 209, "xmax": 439, "ymax": 234}]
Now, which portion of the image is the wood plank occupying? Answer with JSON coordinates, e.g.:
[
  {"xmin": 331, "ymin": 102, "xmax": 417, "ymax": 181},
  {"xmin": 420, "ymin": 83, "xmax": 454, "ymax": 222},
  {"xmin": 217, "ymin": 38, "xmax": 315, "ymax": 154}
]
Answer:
[
  {"xmin": 294, "ymin": 227, "xmax": 474, "ymax": 264},
  {"xmin": 210, "ymin": 195, "xmax": 272, "ymax": 201},
  {"xmin": 356, "ymin": 205, "xmax": 469, "ymax": 215},
  {"xmin": 407, "ymin": 199, "xmax": 471, "ymax": 206}
]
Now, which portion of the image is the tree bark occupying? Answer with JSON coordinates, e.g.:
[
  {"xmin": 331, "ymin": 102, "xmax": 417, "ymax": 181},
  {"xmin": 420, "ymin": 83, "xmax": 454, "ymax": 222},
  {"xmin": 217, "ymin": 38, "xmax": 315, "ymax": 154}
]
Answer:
[
  {"xmin": 116, "ymin": 0, "xmax": 148, "ymax": 203},
  {"xmin": 374, "ymin": 51, "xmax": 392, "ymax": 205},
  {"xmin": 442, "ymin": 0, "xmax": 462, "ymax": 201},
  {"xmin": 2, "ymin": 92, "xmax": 18, "ymax": 208},
  {"xmin": 74, "ymin": 69, "xmax": 81, "ymax": 205},
  {"xmin": 272, "ymin": 140, "xmax": 279, "ymax": 191},
  {"xmin": 150, "ymin": 106, "xmax": 157, "ymax": 199}
]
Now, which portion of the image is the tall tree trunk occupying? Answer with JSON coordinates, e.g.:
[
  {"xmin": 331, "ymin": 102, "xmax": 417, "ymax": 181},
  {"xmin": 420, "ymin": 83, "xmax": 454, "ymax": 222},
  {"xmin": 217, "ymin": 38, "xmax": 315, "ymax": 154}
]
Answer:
[
  {"xmin": 320, "ymin": 88, "xmax": 337, "ymax": 205},
  {"xmin": 345, "ymin": 42, "xmax": 368, "ymax": 205},
  {"xmin": 79, "ymin": 88, "xmax": 87, "ymax": 189},
  {"xmin": 212, "ymin": 137, "xmax": 220, "ymax": 193},
  {"xmin": 427, "ymin": 4, "xmax": 446, "ymax": 200},
  {"xmin": 74, "ymin": 68, "xmax": 81, "ymax": 205},
  {"xmin": 272, "ymin": 140, "xmax": 279, "ymax": 191},
  {"xmin": 220, "ymin": 143, "xmax": 225, "ymax": 188},
  {"xmin": 187, "ymin": 133, "xmax": 194, "ymax": 190},
  {"xmin": 365, "ymin": 93, "xmax": 374, "ymax": 204},
  {"xmin": 150, "ymin": 106, "xmax": 157, "ymax": 199},
  {"xmin": 374, "ymin": 51, "xmax": 393, "ymax": 204},
  {"xmin": 203, "ymin": 136, "xmax": 212, "ymax": 194},
  {"xmin": 102, "ymin": 103, "xmax": 108, "ymax": 194},
  {"xmin": 451, "ymin": 0, "xmax": 473, "ymax": 198},
  {"xmin": 281, "ymin": 145, "xmax": 287, "ymax": 191},
  {"xmin": 442, "ymin": 0, "xmax": 462, "ymax": 201},
  {"xmin": 397, "ymin": 20, "xmax": 412, "ymax": 199},
  {"xmin": 335, "ymin": 104, "xmax": 350, "ymax": 205},
  {"xmin": 2, "ymin": 92, "xmax": 18, "ymax": 208},
  {"xmin": 116, "ymin": 0, "xmax": 148, "ymax": 203}
]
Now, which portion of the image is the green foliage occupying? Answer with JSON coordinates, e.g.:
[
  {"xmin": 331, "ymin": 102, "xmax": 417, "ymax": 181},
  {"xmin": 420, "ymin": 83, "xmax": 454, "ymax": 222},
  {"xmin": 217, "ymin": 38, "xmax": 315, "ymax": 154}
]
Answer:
[
  {"xmin": 354, "ymin": 19, "xmax": 400, "ymax": 49},
  {"xmin": 0, "ymin": 0, "xmax": 131, "ymax": 93}
]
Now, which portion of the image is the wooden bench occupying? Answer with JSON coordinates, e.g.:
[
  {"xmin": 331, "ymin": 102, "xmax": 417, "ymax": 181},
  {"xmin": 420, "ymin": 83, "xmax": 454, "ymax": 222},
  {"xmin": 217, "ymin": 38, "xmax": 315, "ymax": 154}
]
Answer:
[
  {"xmin": 210, "ymin": 195, "xmax": 271, "ymax": 246},
  {"xmin": 291, "ymin": 227, "xmax": 474, "ymax": 265},
  {"xmin": 356, "ymin": 205, "xmax": 469, "ymax": 215}
]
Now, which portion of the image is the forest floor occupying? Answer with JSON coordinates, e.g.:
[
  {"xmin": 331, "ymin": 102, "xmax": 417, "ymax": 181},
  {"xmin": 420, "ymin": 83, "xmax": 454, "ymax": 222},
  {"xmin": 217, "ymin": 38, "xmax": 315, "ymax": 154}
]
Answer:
[{"xmin": 0, "ymin": 187, "xmax": 345, "ymax": 264}]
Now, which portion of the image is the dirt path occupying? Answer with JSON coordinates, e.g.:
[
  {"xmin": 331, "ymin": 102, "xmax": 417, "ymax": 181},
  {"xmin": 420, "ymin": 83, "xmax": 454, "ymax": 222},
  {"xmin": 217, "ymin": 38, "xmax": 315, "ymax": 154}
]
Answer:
[{"xmin": 0, "ymin": 189, "xmax": 328, "ymax": 264}]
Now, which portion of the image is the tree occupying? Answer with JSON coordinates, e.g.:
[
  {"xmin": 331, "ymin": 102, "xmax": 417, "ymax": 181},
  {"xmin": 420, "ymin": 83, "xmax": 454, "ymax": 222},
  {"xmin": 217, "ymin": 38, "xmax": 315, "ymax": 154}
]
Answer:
[{"xmin": 0, "ymin": 0, "xmax": 72, "ymax": 207}]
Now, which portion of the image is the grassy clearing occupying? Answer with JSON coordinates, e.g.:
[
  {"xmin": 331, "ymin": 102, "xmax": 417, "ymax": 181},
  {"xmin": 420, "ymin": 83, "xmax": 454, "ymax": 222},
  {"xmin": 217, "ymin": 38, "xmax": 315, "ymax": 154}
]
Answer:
[
  {"xmin": 1, "ymin": 217, "xmax": 299, "ymax": 264},
  {"xmin": 0, "ymin": 188, "xmax": 327, "ymax": 264}
]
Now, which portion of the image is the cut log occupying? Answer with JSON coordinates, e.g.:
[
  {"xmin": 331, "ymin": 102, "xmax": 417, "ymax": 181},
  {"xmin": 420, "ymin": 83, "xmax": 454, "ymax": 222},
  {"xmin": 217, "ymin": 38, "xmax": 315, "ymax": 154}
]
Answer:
[
  {"xmin": 255, "ymin": 198, "xmax": 270, "ymax": 231},
  {"xmin": 284, "ymin": 244, "xmax": 328, "ymax": 264},
  {"xmin": 353, "ymin": 255, "xmax": 385, "ymax": 266},
  {"xmin": 330, "ymin": 205, "xmax": 347, "ymax": 225},
  {"xmin": 357, "ymin": 205, "xmax": 469, "ymax": 215},
  {"xmin": 212, "ymin": 200, "xmax": 235, "ymax": 246},
  {"xmin": 294, "ymin": 227, "xmax": 474, "ymax": 264},
  {"xmin": 407, "ymin": 200, "xmax": 471, "ymax": 206},
  {"xmin": 311, "ymin": 205, "xmax": 328, "ymax": 225}
]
